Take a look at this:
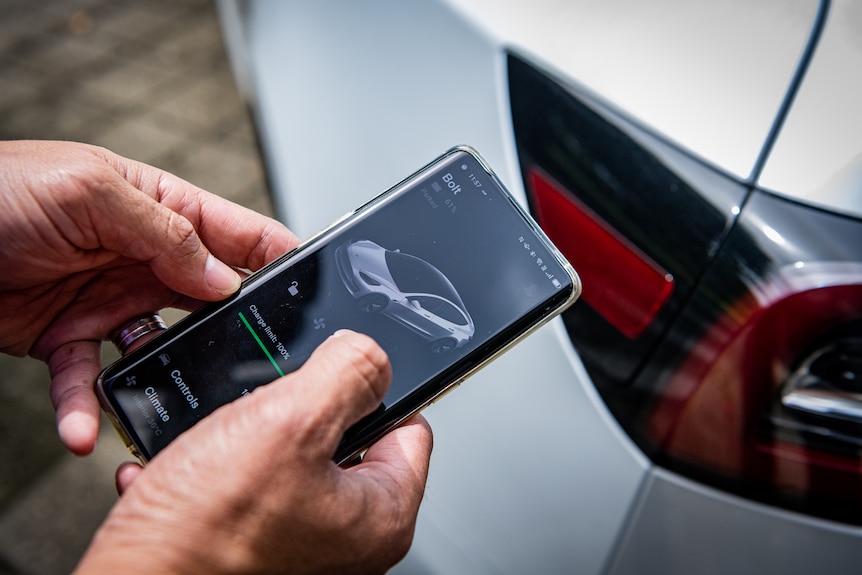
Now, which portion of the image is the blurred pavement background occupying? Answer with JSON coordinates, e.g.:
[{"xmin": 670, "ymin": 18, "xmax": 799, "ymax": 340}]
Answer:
[{"xmin": 0, "ymin": 1, "xmax": 275, "ymax": 572}]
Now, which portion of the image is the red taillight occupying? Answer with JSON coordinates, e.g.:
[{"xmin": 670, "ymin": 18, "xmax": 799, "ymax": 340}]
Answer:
[
  {"xmin": 648, "ymin": 268, "xmax": 862, "ymax": 515},
  {"xmin": 527, "ymin": 166, "xmax": 674, "ymax": 338}
]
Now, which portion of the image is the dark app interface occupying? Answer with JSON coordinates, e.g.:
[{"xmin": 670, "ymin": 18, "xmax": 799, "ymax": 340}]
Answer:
[{"xmin": 105, "ymin": 151, "xmax": 573, "ymax": 457}]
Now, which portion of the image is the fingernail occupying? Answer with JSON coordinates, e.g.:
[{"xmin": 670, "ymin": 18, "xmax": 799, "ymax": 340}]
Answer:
[
  {"xmin": 205, "ymin": 254, "xmax": 241, "ymax": 295},
  {"xmin": 330, "ymin": 329, "xmax": 355, "ymax": 339}
]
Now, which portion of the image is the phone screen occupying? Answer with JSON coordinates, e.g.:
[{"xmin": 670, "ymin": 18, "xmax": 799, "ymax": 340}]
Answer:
[{"xmin": 99, "ymin": 148, "xmax": 578, "ymax": 461}]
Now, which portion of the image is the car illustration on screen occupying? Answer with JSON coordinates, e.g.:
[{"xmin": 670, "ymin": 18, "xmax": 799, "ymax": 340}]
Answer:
[{"xmin": 335, "ymin": 239, "xmax": 474, "ymax": 353}]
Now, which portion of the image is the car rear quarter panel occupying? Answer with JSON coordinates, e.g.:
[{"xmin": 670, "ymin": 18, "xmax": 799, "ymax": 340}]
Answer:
[{"xmin": 240, "ymin": 1, "xmax": 649, "ymax": 572}]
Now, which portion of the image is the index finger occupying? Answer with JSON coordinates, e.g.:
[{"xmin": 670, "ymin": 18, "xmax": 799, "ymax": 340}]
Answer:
[{"xmin": 191, "ymin": 189, "xmax": 299, "ymax": 272}]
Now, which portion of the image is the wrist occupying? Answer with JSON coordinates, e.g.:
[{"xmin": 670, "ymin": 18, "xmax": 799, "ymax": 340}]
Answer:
[
  {"xmin": 74, "ymin": 504, "xmax": 250, "ymax": 575},
  {"xmin": 75, "ymin": 529, "xmax": 198, "ymax": 575}
]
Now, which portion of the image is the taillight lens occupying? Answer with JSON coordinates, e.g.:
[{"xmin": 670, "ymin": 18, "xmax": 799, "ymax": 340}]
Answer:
[
  {"xmin": 528, "ymin": 167, "xmax": 675, "ymax": 339},
  {"xmin": 509, "ymin": 51, "xmax": 862, "ymax": 523}
]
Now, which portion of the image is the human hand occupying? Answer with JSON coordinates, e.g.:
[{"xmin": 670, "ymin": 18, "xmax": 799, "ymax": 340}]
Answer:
[
  {"xmin": 0, "ymin": 140, "xmax": 298, "ymax": 455},
  {"xmin": 76, "ymin": 331, "xmax": 433, "ymax": 575}
]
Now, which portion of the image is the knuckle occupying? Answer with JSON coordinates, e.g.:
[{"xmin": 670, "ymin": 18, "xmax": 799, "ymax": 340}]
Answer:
[
  {"xmin": 253, "ymin": 221, "xmax": 300, "ymax": 270},
  {"xmin": 163, "ymin": 211, "xmax": 201, "ymax": 259},
  {"xmin": 337, "ymin": 333, "xmax": 391, "ymax": 402},
  {"xmin": 47, "ymin": 343, "xmax": 100, "ymax": 407}
]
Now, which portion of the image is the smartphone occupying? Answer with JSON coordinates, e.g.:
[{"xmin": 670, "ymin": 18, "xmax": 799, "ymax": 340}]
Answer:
[{"xmin": 96, "ymin": 146, "xmax": 581, "ymax": 464}]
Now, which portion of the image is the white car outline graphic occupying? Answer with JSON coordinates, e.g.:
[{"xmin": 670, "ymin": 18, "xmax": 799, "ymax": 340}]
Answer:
[{"xmin": 335, "ymin": 239, "xmax": 474, "ymax": 353}]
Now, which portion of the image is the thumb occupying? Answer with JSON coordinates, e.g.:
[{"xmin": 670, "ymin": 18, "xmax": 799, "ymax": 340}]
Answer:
[
  {"xmin": 253, "ymin": 330, "xmax": 392, "ymax": 459},
  {"xmin": 99, "ymin": 179, "xmax": 241, "ymax": 300}
]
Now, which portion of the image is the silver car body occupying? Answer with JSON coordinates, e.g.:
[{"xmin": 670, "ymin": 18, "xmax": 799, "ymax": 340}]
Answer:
[
  {"xmin": 335, "ymin": 239, "xmax": 475, "ymax": 352},
  {"xmin": 217, "ymin": 1, "xmax": 862, "ymax": 572}
]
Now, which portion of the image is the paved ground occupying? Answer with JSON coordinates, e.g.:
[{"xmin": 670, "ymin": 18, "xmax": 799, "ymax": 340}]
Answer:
[{"xmin": 0, "ymin": 1, "xmax": 274, "ymax": 572}]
